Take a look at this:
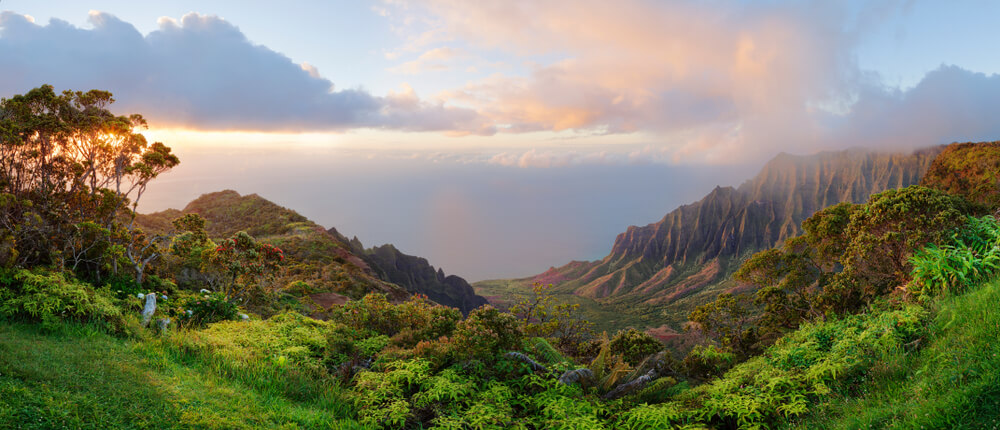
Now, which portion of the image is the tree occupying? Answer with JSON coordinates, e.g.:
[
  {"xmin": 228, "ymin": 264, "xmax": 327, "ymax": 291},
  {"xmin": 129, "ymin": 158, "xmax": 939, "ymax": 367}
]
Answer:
[
  {"xmin": 509, "ymin": 283, "xmax": 594, "ymax": 355},
  {"xmin": 687, "ymin": 293, "xmax": 759, "ymax": 358},
  {"xmin": 0, "ymin": 85, "xmax": 178, "ymax": 279}
]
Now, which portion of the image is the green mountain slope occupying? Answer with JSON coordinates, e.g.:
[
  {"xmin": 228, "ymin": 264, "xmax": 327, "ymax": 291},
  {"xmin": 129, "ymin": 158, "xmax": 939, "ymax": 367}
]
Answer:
[{"xmin": 138, "ymin": 191, "xmax": 487, "ymax": 313}]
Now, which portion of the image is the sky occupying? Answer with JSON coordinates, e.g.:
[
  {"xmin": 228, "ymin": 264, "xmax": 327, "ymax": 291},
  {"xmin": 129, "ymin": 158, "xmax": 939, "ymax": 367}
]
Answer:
[{"xmin": 2, "ymin": 1, "xmax": 1000, "ymax": 280}]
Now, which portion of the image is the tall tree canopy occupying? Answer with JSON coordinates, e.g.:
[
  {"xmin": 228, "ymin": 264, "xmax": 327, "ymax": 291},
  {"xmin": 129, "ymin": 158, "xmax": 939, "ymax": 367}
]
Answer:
[{"xmin": 0, "ymin": 85, "xmax": 178, "ymax": 280}]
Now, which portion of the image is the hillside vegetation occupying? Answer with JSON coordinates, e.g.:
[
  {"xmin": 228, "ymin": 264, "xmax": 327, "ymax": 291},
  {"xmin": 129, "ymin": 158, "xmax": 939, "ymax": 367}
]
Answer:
[{"xmin": 2, "ymin": 86, "xmax": 999, "ymax": 429}]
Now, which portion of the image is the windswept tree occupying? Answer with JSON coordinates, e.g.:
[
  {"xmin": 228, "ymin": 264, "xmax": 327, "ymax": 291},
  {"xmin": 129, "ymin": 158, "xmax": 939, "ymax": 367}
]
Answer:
[{"xmin": 0, "ymin": 85, "xmax": 179, "ymax": 280}]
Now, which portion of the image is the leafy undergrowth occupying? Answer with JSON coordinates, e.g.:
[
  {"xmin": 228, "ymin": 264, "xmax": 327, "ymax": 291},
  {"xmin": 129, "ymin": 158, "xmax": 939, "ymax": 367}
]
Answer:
[
  {"xmin": 0, "ymin": 322, "xmax": 359, "ymax": 429},
  {"xmin": 783, "ymin": 278, "xmax": 1000, "ymax": 429}
]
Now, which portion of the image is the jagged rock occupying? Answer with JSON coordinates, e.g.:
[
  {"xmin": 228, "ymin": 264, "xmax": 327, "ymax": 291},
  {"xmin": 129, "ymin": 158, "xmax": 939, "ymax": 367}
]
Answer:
[{"xmin": 356, "ymin": 242, "xmax": 489, "ymax": 314}]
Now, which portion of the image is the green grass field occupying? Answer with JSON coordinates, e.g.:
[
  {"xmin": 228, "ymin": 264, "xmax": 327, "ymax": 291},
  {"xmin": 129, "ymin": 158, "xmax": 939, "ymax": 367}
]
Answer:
[{"xmin": 0, "ymin": 323, "xmax": 360, "ymax": 429}]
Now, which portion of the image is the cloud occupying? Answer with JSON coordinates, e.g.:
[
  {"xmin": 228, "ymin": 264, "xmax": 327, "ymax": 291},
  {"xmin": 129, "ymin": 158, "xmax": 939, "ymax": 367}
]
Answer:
[
  {"xmin": 0, "ymin": 11, "xmax": 492, "ymax": 134},
  {"xmin": 387, "ymin": 0, "xmax": 1000, "ymax": 162},
  {"xmin": 829, "ymin": 65, "xmax": 1000, "ymax": 149}
]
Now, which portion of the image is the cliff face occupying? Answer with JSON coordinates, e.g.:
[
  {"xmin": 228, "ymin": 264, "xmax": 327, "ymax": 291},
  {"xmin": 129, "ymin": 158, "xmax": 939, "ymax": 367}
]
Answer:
[
  {"xmin": 354, "ymin": 242, "xmax": 489, "ymax": 315},
  {"xmin": 542, "ymin": 147, "xmax": 944, "ymax": 303}
]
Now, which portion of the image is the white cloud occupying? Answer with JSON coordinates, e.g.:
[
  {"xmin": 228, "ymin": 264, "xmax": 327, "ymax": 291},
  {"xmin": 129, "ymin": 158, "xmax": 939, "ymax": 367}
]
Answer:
[{"xmin": 0, "ymin": 11, "xmax": 492, "ymax": 134}]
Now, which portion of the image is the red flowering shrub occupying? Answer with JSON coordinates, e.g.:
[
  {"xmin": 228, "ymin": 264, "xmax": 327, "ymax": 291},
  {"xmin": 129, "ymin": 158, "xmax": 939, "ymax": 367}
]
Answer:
[{"xmin": 207, "ymin": 231, "xmax": 284, "ymax": 305}]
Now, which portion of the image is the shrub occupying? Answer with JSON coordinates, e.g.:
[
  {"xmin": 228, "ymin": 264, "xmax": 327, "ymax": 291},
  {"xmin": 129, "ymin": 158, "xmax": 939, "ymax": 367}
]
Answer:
[
  {"xmin": 609, "ymin": 328, "xmax": 663, "ymax": 367},
  {"xmin": 0, "ymin": 268, "xmax": 124, "ymax": 331},
  {"xmin": 182, "ymin": 311, "xmax": 331, "ymax": 374},
  {"xmin": 682, "ymin": 344, "xmax": 736, "ymax": 380},
  {"xmin": 920, "ymin": 141, "xmax": 1000, "ymax": 209},
  {"xmin": 452, "ymin": 305, "xmax": 523, "ymax": 361},
  {"xmin": 178, "ymin": 291, "xmax": 240, "ymax": 326},
  {"xmin": 331, "ymin": 293, "xmax": 462, "ymax": 346},
  {"xmin": 684, "ymin": 303, "xmax": 929, "ymax": 428},
  {"xmin": 841, "ymin": 185, "xmax": 971, "ymax": 299}
]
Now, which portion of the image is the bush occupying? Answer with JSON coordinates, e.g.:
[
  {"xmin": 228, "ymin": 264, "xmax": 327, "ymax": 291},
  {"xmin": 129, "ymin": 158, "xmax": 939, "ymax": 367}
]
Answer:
[
  {"xmin": 682, "ymin": 303, "xmax": 929, "ymax": 428},
  {"xmin": 841, "ymin": 185, "xmax": 971, "ymax": 299},
  {"xmin": 178, "ymin": 291, "xmax": 241, "ymax": 326},
  {"xmin": 452, "ymin": 305, "xmax": 523, "ymax": 361},
  {"xmin": 609, "ymin": 328, "xmax": 663, "ymax": 366},
  {"xmin": 920, "ymin": 141, "xmax": 1000, "ymax": 209},
  {"xmin": 180, "ymin": 311, "xmax": 331, "ymax": 374},
  {"xmin": 331, "ymin": 293, "xmax": 462, "ymax": 345},
  {"xmin": 682, "ymin": 344, "xmax": 736, "ymax": 380},
  {"xmin": 0, "ymin": 268, "xmax": 124, "ymax": 331}
]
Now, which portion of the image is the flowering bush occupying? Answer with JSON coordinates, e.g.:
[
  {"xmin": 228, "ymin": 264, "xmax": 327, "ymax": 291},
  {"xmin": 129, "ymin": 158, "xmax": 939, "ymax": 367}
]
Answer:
[{"xmin": 207, "ymin": 231, "xmax": 284, "ymax": 305}]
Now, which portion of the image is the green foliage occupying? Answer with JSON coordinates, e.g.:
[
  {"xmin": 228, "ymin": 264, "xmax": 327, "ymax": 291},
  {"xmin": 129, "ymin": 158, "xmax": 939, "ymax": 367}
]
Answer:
[
  {"xmin": 683, "ymin": 303, "xmax": 929, "ymax": 428},
  {"xmin": 208, "ymin": 230, "xmax": 285, "ymax": 306},
  {"xmin": 452, "ymin": 305, "xmax": 523, "ymax": 361},
  {"xmin": 0, "ymin": 85, "xmax": 178, "ymax": 276},
  {"xmin": 682, "ymin": 345, "xmax": 736, "ymax": 380},
  {"xmin": 786, "ymin": 277, "xmax": 1000, "ymax": 429},
  {"xmin": 511, "ymin": 282, "xmax": 595, "ymax": 355},
  {"xmin": 841, "ymin": 185, "xmax": 971, "ymax": 299},
  {"xmin": 609, "ymin": 328, "xmax": 663, "ymax": 367},
  {"xmin": 177, "ymin": 290, "xmax": 240, "ymax": 326},
  {"xmin": 179, "ymin": 311, "xmax": 331, "ymax": 374},
  {"xmin": 331, "ymin": 293, "xmax": 462, "ymax": 344},
  {"xmin": 909, "ymin": 215, "xmax": 1000, "ymax": 301},
  {"xmin": 0, "ymin": 268, "xmax": 123, "ymax": 331},
  {"xmin": 687, "ymin": 293, "xmax": 760, "ymax": 357},
  {"xmin": 0, "ymin": 322, "xmax": 357, "ymax": 429},
  {"xmin": 616, "ymin": 402, "xmax": 702, "ymax": 429}
]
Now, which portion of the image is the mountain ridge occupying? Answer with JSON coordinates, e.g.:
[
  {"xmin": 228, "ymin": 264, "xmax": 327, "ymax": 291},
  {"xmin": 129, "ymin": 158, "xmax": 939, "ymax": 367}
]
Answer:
[
  {"xmin": 476, "ymin": 146, "xmax": 946, "ymax": 330},
  {"xmin": 137, "ymin": 190, "xmax": 488, "ymax": 313}
]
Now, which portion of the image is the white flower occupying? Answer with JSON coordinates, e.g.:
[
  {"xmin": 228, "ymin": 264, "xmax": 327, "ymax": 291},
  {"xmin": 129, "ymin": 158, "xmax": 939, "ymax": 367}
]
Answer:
[
  {"xmin": 186, "ymin": 310, "xmax": 194, "ymax": 316},
  {"xmin": 239, "ymin": 313, "xmax": 249, "ymax": 321},
  {"xmin": 137, "ymin": 293, "xmax": 145, "ymax": 299}
]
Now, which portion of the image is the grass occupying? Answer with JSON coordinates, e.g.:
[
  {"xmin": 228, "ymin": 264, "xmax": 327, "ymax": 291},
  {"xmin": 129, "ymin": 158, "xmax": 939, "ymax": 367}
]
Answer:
[
  {"xmin": 0, "ymin": 322, "xmax": 361, "ymax": 429},
  {"xmin": 783, "ymin": 278, "xmax": 1000, "ymax": 429}
]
